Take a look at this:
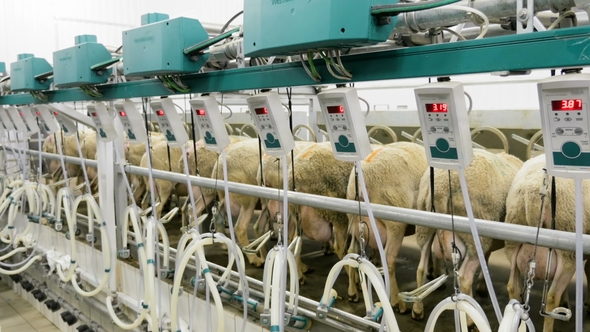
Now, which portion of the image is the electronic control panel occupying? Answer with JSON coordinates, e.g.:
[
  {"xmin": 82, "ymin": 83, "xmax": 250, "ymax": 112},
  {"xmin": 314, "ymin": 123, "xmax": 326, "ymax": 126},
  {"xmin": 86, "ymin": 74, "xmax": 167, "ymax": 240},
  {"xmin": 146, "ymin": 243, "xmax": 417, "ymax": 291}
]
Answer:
[
  {"xmin": 317, "ymin": 87, "xmax": 371, "ymax": 161},
  {"xmin": 49, "ymin": 105, "xmax": 78, "ymax": 136},
  {"xmin": 16, "ymin": 106, "xmax": 40, "ymax": 134},
  {"xmin": 114, "ymin": 101, "xmax": 148, "ymax": 144},
  {"xmin": 415, "ymin": 82, "xmax": 473, "ymax": 169},
  {"xmin": 6, "ymin": 106, "xmax": 28, "ymax": 133},
  {"xmin": 149, "ymin": 98, "xmax": 189, "ymax": 147},
  {"xmin": 246, "ymin": 91, "xmax": 295, "ymax": 157},
  {"xmin": 32, "ymin": 105, "xmax": 60, "ymax": 134},
  {"xmin": 0, "ymin": 108, "xmax": 16, "ymax": 132},
  {"xmin": 189, "ymin": 96, "xmax": 230, "ymax": 152},
  {"xmin": 538, "ymin": 74, "xmax": 590, "ymax": 178},
  {"xmin": 87, "ymin": 102, "xmax": 117, "ymax": 142}
]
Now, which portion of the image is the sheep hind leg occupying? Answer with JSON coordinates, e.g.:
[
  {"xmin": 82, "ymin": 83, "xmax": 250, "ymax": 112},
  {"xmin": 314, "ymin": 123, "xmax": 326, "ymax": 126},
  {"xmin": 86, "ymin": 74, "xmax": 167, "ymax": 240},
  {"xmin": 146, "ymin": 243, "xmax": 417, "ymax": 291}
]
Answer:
[
  {"xmin": 411, "ymin": 235, "xmax": 434, "ymax": 321},
  {"xmin": 346, "ymin": 237, "xmax": 361, "ymax": 303},
  {"xmin": 385, "ymin": 227, "xmax": 408, "ymax": 314},
  {"xmin": 236, "ymin": 202, "xmax": 265, "ymax": 268},
  {"xmin": 542, "ymin": 262, "xmax": 574, "ymax": 332}
]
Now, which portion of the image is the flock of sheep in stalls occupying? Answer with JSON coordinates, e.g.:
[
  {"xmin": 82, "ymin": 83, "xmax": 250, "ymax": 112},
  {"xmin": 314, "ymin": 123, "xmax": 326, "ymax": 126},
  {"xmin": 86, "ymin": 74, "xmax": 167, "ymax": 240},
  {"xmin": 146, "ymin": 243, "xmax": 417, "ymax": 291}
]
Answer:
[{"xmin": 39, "ymin": 100, "xmax": 590, "ymax": 332}]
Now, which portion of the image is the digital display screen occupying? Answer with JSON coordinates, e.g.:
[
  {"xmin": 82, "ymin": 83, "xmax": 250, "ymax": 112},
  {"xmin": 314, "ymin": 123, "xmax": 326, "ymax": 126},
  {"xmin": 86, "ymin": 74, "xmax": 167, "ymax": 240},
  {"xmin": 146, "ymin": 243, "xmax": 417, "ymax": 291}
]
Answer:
[
  {"xmin": 53, "ymin": 111, "xmax": 59, "ymax": 116},
  {"xmin": 156, "ymin": 110, "xmax": 165, "ymax": 116},
  {"xmin": 552, "ymin": 99, "xmax": 583, "ymax": 111},
  {"xmin": 425, "ymin": 103, "xmax": 448, "ymax": 113},
  {"xmin": 196, "ymin": 109, "xmax": 207, "ymax": 116},
  {"xmin": 119, "ymin": 111, "xmax": 127, "ymax": 117},
  {"xmin": 36, "ymin": 111, "xmax": 41, "ymax": 116},
  {"xmin": 327, "ymin": 105, "xmax": 345, "ymax": 114},
  {"xmin": 255, "ymin": 107, "xmax": 268, "ymax": 115}
]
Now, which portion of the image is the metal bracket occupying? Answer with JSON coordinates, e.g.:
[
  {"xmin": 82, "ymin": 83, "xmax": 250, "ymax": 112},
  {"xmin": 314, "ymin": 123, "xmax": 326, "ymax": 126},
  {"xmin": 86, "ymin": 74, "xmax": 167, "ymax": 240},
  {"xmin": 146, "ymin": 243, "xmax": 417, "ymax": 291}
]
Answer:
[{"xmin": 517, "ymin": 0, "xmax": 535, "ymax": 33}]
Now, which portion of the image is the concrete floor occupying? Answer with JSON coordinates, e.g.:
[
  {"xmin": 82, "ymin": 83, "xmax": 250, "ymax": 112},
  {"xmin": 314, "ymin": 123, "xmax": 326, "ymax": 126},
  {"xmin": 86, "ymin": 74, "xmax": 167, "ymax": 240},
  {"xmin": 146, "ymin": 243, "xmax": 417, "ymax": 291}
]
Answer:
[{"xmin": 0, "ymin": 281, "xmax": 60, "ymax": 332}]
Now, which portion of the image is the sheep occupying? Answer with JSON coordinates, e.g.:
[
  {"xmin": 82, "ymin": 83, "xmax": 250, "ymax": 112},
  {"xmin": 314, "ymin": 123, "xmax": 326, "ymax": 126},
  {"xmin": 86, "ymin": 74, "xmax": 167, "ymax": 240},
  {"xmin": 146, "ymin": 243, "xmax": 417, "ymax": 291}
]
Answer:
[
  {"xmin": 410, "ymin": 149, "xmax": 523, "ymax": 322},
  {"xmin": 289, "ymin": 141, "xmax": 355, "ymax": 267},
  {"xmin": 211, "ymin": 138, "xmax": 263, "ymax": 266},
  {"xmin": 138, "ymin": 140, "xmax": 191, "ymax": 219},
  {"xmin": 42, "ymin": 129, "xmax": 90, "ymax": 188},
  {"xmin": 253, "ymin": 141, "xmax": 316, "ymax": 280},
  {"xmin": 504, "ymin": 154, "xmax": 590, "ymax": 332},
  {"xmin": 179, "ymin": 135, "xmax": 248, "ymax": 227},
  {"xmin": 124, "ymin": 132, "xmax": 167, "ymax": 205},
  {"xmin": 344, "ymin": 142, "xmax": 428, "ymax": 311}
]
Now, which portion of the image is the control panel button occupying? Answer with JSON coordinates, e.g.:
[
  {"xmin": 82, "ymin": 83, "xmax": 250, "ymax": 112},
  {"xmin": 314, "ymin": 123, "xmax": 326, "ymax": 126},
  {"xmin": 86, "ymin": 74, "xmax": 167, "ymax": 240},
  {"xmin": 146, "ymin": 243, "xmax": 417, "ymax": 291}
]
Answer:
[
  {"xmin": 338, "ymin": 135, "xmax": 350, "ymax": 147},
  {"xmin": 266, "ymin": 132, "xmax": 275, "ymax": 143},
  {"xmin": 435, "ymin": 138, "xmax": 450, "ymax": 153},
  {"xmin": 556, "ymin": 128, "xmax": 565, "ymax": 135},
  {"xmin": 554, "ymin": 117, "xmax": 560, "ymax": 122},
  {"xmin": 561, "ymin": 141, "xmax": 582, "ymax": 159},
  {"xmin": 575, "ymin": 127, "xmax": 584, "ymax": 135}
]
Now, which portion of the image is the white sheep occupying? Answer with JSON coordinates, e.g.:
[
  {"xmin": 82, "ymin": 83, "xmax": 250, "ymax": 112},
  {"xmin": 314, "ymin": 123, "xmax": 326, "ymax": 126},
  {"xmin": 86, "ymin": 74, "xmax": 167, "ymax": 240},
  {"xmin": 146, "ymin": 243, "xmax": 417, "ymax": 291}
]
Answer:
[
  {"xmin": 42, "ymin": 129, "xmax": 91, "ymax": 188},
  {"xmin": 411, "ymin": 149, "xmax": 523, "ymax": 322},
  {"xmin": 138, "ymin": 140, "xmax": 191, "ymax": 219},
  {"xmin": 253, "ymin": 141, "xmax": 316, "ymax": 280},
  {"xmin": 211, "ymin": 138, "xmax": 263, "ymax": 266},
  {"xmin": 504, "ymin": 154, "xmax": 590, "ymax": 332},
  {"xmin": 179, "ymin": 135, "xmax": 248, "ymax": 226},
  {"xmin": 345, "ymin": 142, "xmax": 428, "ymax": 311}
]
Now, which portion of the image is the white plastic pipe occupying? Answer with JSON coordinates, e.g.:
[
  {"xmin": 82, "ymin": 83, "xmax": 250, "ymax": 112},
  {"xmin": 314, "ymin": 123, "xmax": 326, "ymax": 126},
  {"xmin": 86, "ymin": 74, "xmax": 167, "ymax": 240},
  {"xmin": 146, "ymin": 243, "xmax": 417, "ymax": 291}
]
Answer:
[
  {"xmin": 424, "ymin": 294, "xmax": 491, "ymax": 332},
  {"xmin": 457, "ymin": 170, "xmax": 502, "ymax": 323},
  {"xmin": 575, "ymin": 178, "xmax": 584, "ymax": 331},
  {"xmin": 70, "ymin": 194, "xmax": 111, "ymax": 297}
]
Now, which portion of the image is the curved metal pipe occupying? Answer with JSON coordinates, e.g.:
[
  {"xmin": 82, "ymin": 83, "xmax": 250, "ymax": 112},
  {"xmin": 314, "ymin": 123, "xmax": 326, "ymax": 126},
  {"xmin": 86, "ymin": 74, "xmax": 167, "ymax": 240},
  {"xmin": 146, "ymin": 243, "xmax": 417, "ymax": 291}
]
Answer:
[
  {"xmin": 293, "ymin": 124, "xmax": 317, "ymax": 142},
  {"xmin": 225, "ymin": 123, "xmax": 235, "ymax": 135},
  {"xmin": 239, "ymin": 123, "xmax": 258, "ymax": 138},
  {"xmin": 526, "ymin": 130, "xmax": 544, "ymax": 160},
  {"xmin": 470, "ymin": 126, "xmax": 510, "ymax": 153},
  {"xmin": 368, "ymin": 125, "xmax": 398, "ymax": 144}
]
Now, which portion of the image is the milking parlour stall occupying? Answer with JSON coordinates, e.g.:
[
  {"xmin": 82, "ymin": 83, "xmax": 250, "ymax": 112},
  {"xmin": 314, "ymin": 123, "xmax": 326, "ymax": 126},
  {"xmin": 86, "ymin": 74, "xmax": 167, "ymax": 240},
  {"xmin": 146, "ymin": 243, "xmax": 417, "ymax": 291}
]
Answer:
[{"xmin": 0, "ymin": 1, "xmax": 589, "ymax": 332}]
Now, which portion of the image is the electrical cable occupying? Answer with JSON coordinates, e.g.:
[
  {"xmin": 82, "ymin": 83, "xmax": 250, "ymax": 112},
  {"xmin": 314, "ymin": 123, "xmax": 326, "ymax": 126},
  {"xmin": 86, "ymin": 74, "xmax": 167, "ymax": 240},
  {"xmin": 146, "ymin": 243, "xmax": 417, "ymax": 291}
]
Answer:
[
  {"xmin": 219, "ymin": 10, "xmax": 243, "ymax": 35},
  {"xmin": 547, "ymin": 10, "xmax": 578, "ymax": 30},
  {"xmin": 442, "ymin": 5, "xmax": 489, "ymax": 39},
  {"xmin": 371, "ymin": 0, "xmax": 461, "ymax": 16}
]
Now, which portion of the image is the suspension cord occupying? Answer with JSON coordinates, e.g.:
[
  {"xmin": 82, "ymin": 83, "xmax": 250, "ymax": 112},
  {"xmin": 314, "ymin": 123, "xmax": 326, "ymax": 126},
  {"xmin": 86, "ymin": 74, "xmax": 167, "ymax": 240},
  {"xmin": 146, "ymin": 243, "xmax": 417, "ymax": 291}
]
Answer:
[
  {"xmin": 448, "ymin": 170, "xmax": 462, "ymax": 298},
  {"xmin": 541, "ymin": 175, "xmax": 557, "ymax": 310},
  {"xmin": 188, "ymin": 97, "xmax": 210, "ymax": 219},
  {"xmin": 286, "ymin": 87, "xmax": 301, "ymax": 236}
]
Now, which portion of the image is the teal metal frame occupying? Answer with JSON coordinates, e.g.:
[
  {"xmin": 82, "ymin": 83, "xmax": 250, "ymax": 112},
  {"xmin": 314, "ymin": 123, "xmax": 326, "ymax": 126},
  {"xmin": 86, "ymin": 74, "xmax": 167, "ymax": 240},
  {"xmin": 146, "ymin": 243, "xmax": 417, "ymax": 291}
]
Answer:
[{"xmin": 1, "ymin": 26, "xmax": 590, "ymax": 105}]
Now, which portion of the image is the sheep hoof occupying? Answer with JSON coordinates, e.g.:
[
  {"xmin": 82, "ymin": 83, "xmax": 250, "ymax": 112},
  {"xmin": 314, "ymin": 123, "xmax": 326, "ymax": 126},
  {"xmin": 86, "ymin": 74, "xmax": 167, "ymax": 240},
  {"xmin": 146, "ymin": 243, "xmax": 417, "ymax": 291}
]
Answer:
[
  {"xmin": 348, "ymin": 294, "xmax": 360, "ymax": 303},
  {"xmin": 411, "ymin": 309, "xmax": 424, "ymax": 321},
  {"xmin": 299, "ymin": 277, "xmax": 306, "ymax": 285},
  {"xmin": 395, "ymin": 303, "xmax": 410, "ymax": 315}
]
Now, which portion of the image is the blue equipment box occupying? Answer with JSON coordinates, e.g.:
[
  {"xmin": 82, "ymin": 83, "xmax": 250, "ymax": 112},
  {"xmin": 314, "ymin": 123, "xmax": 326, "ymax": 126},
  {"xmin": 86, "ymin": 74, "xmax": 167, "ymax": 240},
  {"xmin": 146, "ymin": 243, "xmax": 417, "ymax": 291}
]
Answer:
[
  {"xmin": 243, "ymin": 0, "xmax": 399, "ymax": 57},
  {"xmin": 122, "ymin": 13, "xmax": 210, "ymax": 77},
  {"xmin": 10, "ymin": 54, "xmax": 53, "ymax": 92},
  {"xmin": 53, "ymin": 35, "xmax": 113, "ymax": 88}
]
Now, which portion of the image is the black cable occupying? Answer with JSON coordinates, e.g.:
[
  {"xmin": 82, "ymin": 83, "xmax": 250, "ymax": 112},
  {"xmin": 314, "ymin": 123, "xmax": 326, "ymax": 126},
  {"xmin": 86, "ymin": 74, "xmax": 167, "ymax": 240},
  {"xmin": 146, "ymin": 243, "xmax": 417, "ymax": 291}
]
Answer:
[
  {"xmin": 188, "ymin": 99, "xmax": 210, "ymax": 216},
  {"xmin": 220, "ymin": 10, "xmax": 243, "ymax": 35},
  {"xmin": 371, "ymin": 0, "xmax": 460, "ymax": 16}
]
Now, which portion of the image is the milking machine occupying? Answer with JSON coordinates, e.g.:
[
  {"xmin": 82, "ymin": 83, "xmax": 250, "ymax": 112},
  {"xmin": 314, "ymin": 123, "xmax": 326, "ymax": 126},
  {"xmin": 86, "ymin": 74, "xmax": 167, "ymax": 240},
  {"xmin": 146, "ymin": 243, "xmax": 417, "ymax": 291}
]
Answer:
[
  {"xmin": 148, "ymin": 96, "xmax": 250, "ymax": 332},
  {"xmin": 537, "ymin": 71, "xmax": 590, "ymax": 331},
  {"xmin": 36, "ymin": 104, "xmax": 111, "ymax": 297},
  {"xmin": 315, "ymin": 86, "xmax": 400, "ymax": 332},
  {"xmin": 409, "ymin": 80, "xmax": 494, "ymax": 332},
  {"xmin": 245, "ymin": 90, "xmax": 313, "ymax": 331},
  {"xmin": 0, "ymin": 107, "xmax": 47, "ymax": 275}
]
